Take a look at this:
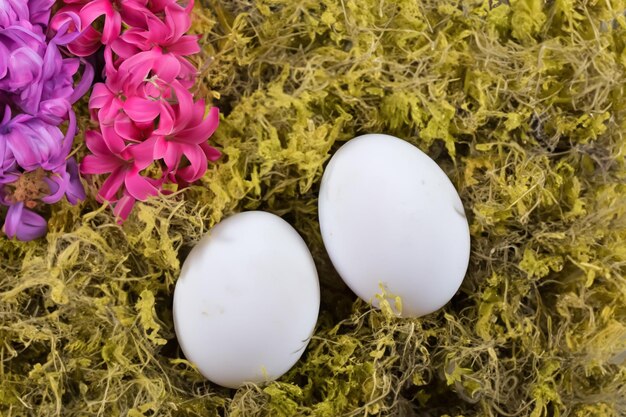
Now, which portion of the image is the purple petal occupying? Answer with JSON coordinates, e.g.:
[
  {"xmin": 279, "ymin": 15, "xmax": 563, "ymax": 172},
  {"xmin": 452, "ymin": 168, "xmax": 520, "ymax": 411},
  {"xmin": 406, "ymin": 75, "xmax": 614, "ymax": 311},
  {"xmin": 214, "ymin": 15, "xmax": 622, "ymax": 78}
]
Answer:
[
  {"xmin": 28, "ymin": 0, "xmax": 56, "ymax": 28},
  {"xmin": 65, "ymin": 157, "xmax": 85, "ymax": 205},
  {"xmin": 41, "ymin": 171, "xmax": 68, "ymax": 204},
  {"xmin": 69, "ymin": 60, "xmax": 94, "ymax": 104},
  {"xmin": 3, "ymin": 202, "xmax": 47, "ymax": 241},
  {"xmin": 7, "ymin": 47, "xmax": 43, "ymax": 91}
]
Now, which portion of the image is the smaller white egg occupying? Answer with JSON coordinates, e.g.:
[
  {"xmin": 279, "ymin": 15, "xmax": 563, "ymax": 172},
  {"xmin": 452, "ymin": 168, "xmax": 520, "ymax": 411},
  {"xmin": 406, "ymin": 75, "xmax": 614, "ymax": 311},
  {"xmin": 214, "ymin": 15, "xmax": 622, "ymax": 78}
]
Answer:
[
  {"xmin": 173, "ymin": 211, "xmax": 320, "ymax": 388},
  {"xmin": 318, "ymin": 134, "xmax": 470, "ymax": 317}
]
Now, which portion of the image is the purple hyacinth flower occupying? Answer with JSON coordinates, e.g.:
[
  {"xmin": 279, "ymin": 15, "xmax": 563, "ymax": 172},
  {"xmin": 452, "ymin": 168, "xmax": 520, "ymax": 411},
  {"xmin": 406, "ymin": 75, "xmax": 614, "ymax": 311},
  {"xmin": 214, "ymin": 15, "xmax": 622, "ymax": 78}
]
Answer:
[
  {"xmin": 0, "ymin": 2, "xmax": 92, "ymax": 241},
  {"xmin": 2, "ymin": 113, "xmax": 67, "ymax": 172}
]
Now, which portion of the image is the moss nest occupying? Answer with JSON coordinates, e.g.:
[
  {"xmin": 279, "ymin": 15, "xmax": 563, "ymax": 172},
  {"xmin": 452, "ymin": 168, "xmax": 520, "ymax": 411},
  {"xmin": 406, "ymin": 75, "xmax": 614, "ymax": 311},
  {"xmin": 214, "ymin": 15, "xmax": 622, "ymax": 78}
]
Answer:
[{"xmin": 2, "ymin": 0, "xmax": 626, "ymax": 415}]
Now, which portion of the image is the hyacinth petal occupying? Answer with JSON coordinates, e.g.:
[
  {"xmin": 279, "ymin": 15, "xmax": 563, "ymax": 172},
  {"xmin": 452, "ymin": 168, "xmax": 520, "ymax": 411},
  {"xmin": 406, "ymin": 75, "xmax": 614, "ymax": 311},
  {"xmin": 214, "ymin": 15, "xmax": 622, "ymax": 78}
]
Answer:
[
  {"xmin": 164, "ymin": 4, "xmax": 192, "ymax": 41},
  {"xmin": 113, "ymin": 193, "xmax": 135, "ymax": 222},
  {"xmin": 99, "ymin": 167, "xmax": 126, "ymax": 201},
  {"xmin": 42, "ymin": 42, "xmax": 62, "ymax": 83},
  {"xmin": 80, "ymin": 154, "xmax": 121, "ymax": 174},
  {"xmin": 29, "ymin": 0, "xmax": 56, "ymax": 27},
  {"xmin": 84, "ymin": 130, "xmax": 109, "ymax": 156},
  {"xmin": 69, "ymin": 60, "xmax": 95, "ymax": 104},
  {"xmin": 102, "ymin": 6, "xmax": 122, "ymax": 44},
  {"xmin": 50, "ymin": 12, "xmax": 83, "ymax": 45},
  {"xmin": 1, "ymin": 105, "xmax": 11, "ymax": 125},
  {"xmin": 154, "ymin": 104, "xmax": 175, "ymax": 135},
  {"xmin": 153, "ymin": 136, "xmax": 168, "ymax": 159},
  {"xmin": 65, "ymin": 157, "xmax": 86, "ymax": 204},
  {"xmin": 129, "ymin": 136, "xmax": 158, "ymax": 168},
  {"xmin": 79, "ymin": 0, "xmax": 115, "ymax": 36},
  {"xmin": 114, "ymin": 115, "xmax": 142, "ymax": 141},
  {"xmin": 200, "ymin": 142, "xmax": 221, "ymax": 162},
  {"xmin": 100, "ymin": 125, "xmax": 127, "ymax": 154},
  {"xmin": 60, "ymin": 109, "xmax": 78, "ymax": 158},
  {"xmin": 171, "ymin": 82, "xmax": 194, "ymax": 126},
  {"xmin": 163, "ymin": 143, "xmax": 182, "ymax": 171},
  {"xmin": 4, "ymin": 202, "xmax": 47, "ymax": 241},
  {"xmin": 7, "ymin": 47, "xmax": 43, "ymax": 91},
  {"xmin": 125, "ymin": 168, "xmax": 158, "ymax": 201},
  {"xmin": 177, "ymin": 106, "xmax": 220, "ymax": 145},
  {"xmin": 178, "ymin": 143, "xmax": 207, "ymax": 183},
  {"xmin": 41, "ymin": 172, "xmax": 69, "ymax": 204},
  {"xmin": 155, "ymin": 53, "xmax": 182, "ymax": 83},
  {"xmin": 0, "ymin": 43, "xmax": 9, "ymax": 79},
  {"xmin": 167, "ymin": 35, "xmax": 201, "ymax": 56},
  {"xmin": 89, "ymin": 83, "xmax": 112, "ymax": 111},
  {"xmin": 0, "ymin": 1, "xmax": 29, "ymax": 27},
  {"xmin": 119, "ymin": 52, "xmax": 153, "ymax": 86},
  {"xmin": 145, "ymin": 14, "xmax": 170, "ymax": 41},
  {"xmin": 5, "ymin": 117, "xmax": 61, "ymax": 171},
  {"xmin": 68, "ymin": 25, "xmax": 102, "ymax": 57},
  {"xmin": 124, "ymin": 96, "xmax": 161, "ymax": 123},
  {"xmin": 111, "ymin": 37, "xmax": 140, "ymax": 60},
  {"xmin": 120, "ymin": 1, "xmax": 154, "ymax": 29}
]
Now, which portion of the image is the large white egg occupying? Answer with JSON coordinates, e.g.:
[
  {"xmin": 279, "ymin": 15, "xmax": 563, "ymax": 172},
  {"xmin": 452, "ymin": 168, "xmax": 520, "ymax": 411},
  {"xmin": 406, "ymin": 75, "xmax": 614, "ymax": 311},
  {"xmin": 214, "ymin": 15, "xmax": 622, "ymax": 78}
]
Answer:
[
  {"xmin": 318, "ymin": 134, "xmax": 470, "ymax": 317},
  {"xmin": 173, "ymin": 211, "xmax": 320, "ymax": 388}
]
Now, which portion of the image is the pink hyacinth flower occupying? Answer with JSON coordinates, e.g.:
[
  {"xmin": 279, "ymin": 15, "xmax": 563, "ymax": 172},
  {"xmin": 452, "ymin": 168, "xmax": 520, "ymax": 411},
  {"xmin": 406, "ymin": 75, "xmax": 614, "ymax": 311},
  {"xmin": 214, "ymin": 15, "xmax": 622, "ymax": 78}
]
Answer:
[
  {"xmin": 145, "ymin": 102, "xmax": 220, "ymax": 184},
  {"xmin": 80, "ymin": 127, "xmax": 159, "ymax": 202},
  {"xmin": 112, "ymin": 0, "xmax": 200, "ymax": 60},
  {"xmin": 51, "ymin": 0, "xmax": 153, "ymax": 56}
]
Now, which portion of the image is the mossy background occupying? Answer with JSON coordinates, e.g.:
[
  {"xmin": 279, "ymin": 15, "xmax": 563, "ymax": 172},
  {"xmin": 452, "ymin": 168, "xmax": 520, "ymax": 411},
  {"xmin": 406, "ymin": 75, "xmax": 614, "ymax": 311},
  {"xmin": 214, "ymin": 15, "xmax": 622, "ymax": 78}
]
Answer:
[{"xmin": 2, "ymin": 0, "xmax": 626, "ymax": 415}]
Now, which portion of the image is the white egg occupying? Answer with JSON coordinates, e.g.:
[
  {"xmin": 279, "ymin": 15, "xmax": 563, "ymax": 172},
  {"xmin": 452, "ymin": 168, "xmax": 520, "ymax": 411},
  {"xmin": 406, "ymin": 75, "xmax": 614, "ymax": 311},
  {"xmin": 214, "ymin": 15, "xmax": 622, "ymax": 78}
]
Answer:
[
  {"xmin": 173, "ymin": 211, "xmax": 320, "ymax": 388},
  {"xmin": 319, "ymin": 134, "xmax": 470, "ymax": 317}
]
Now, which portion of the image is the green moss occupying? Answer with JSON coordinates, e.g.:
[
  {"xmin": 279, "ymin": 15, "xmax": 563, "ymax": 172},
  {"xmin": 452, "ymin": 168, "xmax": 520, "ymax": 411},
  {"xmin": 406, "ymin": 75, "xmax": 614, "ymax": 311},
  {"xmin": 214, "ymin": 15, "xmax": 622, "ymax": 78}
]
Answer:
[{"xmin": 2, "ymin": 0, "xmax": 626, "ymax": 415}]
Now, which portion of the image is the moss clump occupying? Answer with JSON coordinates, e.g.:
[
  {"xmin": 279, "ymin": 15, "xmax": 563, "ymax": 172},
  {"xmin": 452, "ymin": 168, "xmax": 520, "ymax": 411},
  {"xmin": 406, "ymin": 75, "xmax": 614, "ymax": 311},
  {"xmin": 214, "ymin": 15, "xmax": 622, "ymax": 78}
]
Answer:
[{"xmin": 2, "ymin": 0, "xmax": 626, "ymax": 416}]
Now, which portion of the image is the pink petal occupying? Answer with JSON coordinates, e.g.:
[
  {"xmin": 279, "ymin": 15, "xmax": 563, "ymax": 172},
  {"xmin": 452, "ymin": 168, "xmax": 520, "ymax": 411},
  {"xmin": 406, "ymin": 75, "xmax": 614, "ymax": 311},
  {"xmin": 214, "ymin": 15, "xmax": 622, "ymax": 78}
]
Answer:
[
  {"xmin": 101, "ymin": 8, "xmax": 122, "ymax": 44},
  {"xmin": 128, "ymin": 137, "xmax": 157, "ymax": 169},
  {"xmin": 152, "ymin": 136, "xmax": 168, "ymax": 159},
  {"xmin": 99, "ymin": 167, "xmax": 127, "ymax": 201},
  {"xmin": 154, "ymin": 104, "xmax": 175, "ymax": 135},
  {"xmin": 111, "ymin": 36, "xmax": 141, "ymax": 59},
  {"xmin": 154, "ymin": 52, "xmax": 181, "ymax": 83},
  {"xmin": 119, "ymin": 51, "xmax": 154, "ymax": 86},
  {"xmin": 84, "ymin": 130, "xmax": 108, "ymax": 155},
  {"xmin": 68, "ymin": 26, "xmax": 103, "ymax": 57},
  {"xmin": 81, "ymin": 154, "xmax": 122, "ymax": 174},
  {"xmin": 167, "ymin": 35, "xmax": 201, "ymax": 56},
  {"xmin": 178, "ymin": 143, "xmax": 207, "ymax": 183},
  {"xmin": 177, "ymin": 106, "xmax": 219, "ymax": 144},
  {"xmin": 200, "ymin": 142, "xmax": 221, "ymax": 162},
  {"xmin": 124, "ymin": 96, "xmax": 161, "ymax": 123},
  {"xmin": 120, "ymin": 1, "xmax": 153, "ymax": 28},
  {"xmin": 100, "ymin": 125, "xmax": 128, "ymax": 155},
  {"xmin": 79, "ymin": 0, "xmax": 113, "ymax": 30},
  {"xmin": 114, "ymin": 115, "xmax": 142, "ymax": 141},
  {"xmin": 163, "ymin": 141, "xmax": 182, "ymax": 170},
  {"xmin": 124, "ymin": 168, "xmax": 158, "ymax": 201},
  {"xmin": 113, "ymin": 193, "xmax": 136, "ymax": 222},
  {"xmin": 171, "ymin": 82, "xmax": 194, "ymax": 127},
  {"xmin": 164, "ymin": 4, "xmax": 191, "ymax": 41},
  {"xmin": 89, "ymin": 83, "xmax": 113, "ymax": 112},
  {"xmin": 145, "ymin": 14, "xmax": 170, "ymax": 41}
]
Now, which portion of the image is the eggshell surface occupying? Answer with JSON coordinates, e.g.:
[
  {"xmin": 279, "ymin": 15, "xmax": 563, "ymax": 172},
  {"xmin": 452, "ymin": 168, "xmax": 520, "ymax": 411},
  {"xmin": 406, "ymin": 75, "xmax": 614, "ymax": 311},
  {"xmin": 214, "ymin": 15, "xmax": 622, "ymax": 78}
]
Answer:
[
  {"xmin": 318, "ymin": 134, "xmax": 470, "ymax": 317},
  {"xmin": 173, "ymin": 211, "xmax": 320, "ymax": 388}
]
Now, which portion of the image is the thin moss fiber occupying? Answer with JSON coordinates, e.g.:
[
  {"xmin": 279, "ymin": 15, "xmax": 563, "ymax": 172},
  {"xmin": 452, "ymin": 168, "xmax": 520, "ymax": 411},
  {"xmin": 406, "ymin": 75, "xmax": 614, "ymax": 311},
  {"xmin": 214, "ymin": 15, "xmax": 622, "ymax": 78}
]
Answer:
[{"xmin": 1, "ymin": 0, "xmax": 626, "ymax": 416}]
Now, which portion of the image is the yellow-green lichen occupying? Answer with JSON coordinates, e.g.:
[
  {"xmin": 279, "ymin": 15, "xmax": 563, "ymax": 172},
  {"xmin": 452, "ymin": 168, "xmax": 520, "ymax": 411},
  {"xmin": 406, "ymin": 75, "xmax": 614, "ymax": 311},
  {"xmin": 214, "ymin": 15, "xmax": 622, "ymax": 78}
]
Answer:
[{"xmin": 1, "ymin": 0, "xmax": 626, "ymax": 416}]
